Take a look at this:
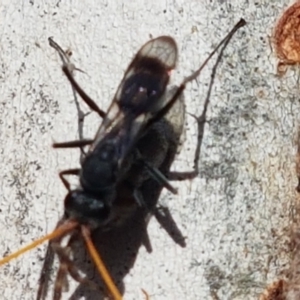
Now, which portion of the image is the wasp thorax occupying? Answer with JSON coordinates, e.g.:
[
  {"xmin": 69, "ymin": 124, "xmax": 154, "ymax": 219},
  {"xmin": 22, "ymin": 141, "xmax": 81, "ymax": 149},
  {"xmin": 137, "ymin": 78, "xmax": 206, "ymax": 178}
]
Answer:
[
  {"xmin": 80, "ymin": 144, "xmax": 118, "ymax": 193},
  {"xmin": 119, "ymin": 72, "xmax": 167, "ymax": 115}
]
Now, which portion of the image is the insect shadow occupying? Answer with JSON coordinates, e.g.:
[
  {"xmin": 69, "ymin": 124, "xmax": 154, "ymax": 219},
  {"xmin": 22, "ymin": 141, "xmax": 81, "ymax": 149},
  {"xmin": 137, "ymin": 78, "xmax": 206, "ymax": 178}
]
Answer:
[{"xmin": 68, "ymin": 102, "xmax": 186, "ymax": 299}]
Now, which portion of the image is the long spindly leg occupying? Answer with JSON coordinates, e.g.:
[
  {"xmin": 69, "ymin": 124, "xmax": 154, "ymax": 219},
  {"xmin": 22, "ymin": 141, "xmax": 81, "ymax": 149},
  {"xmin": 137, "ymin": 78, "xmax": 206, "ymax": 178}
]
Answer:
[
  {"xmin": 36, "ymin": 218, "xmax": 74, "ymax": 300},
  {"xmin": 51, "ymin": 238, "xmax": 79, "ymax": 300},
  {"xmin": 52, "ymin": 240, "xmax": 101, "ymax": 299},
  {"xmin": 165, "ymin": 19, "xmax": 246, "ymax": 182},
  {"xmin": 131, "ymin": 145, "xmax": 178, "ymax": 197},
  {"xmin": 154, "ymin": 205, "xmax": 187, "ymax": 247},
  {"xmin": 36, "ymin": 242, "xmax": 55, "ymax": 300},
  {"xmin": 167, "ymin": 113, "xmax": 202, "ymax": 181},
  {"xmin": 48, "ymin": 37, "xmax": 90, "ymax": 142},
  {"xmin": 62, "ymin": 65, "xmax": 106, "ymax": 119},
  {"xmin": 53, "ymin": 258, "xmax": 68, "ymax": 300},
  {"xmin": 139, "ymin": 159, "xmax": 178, "ymax": 194},
  {"xmin": 132, "ymin": 20, "xmax": 240, "ymax": 204},
  {"xmin": 146, "ymin": 19, "xmax": 246, "ymax": 130},
  {"xmin": 134, "ymin": 20, "xmax": 246, "ymax": 195},
  {"xmin": 53, "ymin": 139, "xmax": 93, "ymax": 160},
  {"xmin": 53, "ymin": 139, "xmax": 93, "ymax": 149},
  {"xmin": 48, "ymin": 37, "xmax": 105, "ymax": 163},
  {"xmin": 61, "ymin": 233, "xmax": 100, "ymax": 291},
  {"xmin": 59, "ymin": 169, "xmax": 80, "ymax": 191}
]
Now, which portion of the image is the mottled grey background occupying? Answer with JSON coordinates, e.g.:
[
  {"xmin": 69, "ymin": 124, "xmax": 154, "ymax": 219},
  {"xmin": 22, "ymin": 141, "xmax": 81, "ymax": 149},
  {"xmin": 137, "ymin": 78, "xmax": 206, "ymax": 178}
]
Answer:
[{"xmin": 0, "ymin": 1, "xmax": 297, "ymax": 299}]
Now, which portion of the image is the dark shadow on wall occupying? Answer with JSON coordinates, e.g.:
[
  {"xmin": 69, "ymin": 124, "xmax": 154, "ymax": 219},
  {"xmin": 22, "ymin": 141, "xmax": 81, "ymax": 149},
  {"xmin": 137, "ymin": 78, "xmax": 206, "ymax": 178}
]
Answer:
[{"xmin": 69, "ymin": 143, "xmax": 187, "ymax": 300}]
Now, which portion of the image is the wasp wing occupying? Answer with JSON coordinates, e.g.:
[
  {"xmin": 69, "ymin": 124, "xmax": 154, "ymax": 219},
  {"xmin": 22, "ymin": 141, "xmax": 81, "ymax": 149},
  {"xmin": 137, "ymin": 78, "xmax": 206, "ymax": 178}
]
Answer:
[{"xmin": 89, "ymin": 36, "xmax": 178, "ymax": 165}]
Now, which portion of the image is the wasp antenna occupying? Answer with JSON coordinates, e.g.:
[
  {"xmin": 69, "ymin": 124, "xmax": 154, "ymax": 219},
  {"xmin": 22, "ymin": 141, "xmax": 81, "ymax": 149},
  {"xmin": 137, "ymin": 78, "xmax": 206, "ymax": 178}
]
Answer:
[
  {"xmin": 0, "ymin": 221, "xmax": 77, "ymax": 266},
  {"xmin": 81, "ymin": 226, "xmax": 123, "ymax": 300},
  {"xmin": 141, "ymin": 288, "xmax": 150, "ymax": 300}
]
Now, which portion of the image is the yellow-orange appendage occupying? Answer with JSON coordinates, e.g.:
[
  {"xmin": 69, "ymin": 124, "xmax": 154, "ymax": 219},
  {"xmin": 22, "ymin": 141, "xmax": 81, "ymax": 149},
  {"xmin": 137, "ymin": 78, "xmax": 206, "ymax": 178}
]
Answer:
[
  {"xmin": 0, "ymin": 221, "xmax": 77, "ymax": 266},
  {"xmin": 81, "ymin": 226, "xmax": 123, "ymax": 300}
]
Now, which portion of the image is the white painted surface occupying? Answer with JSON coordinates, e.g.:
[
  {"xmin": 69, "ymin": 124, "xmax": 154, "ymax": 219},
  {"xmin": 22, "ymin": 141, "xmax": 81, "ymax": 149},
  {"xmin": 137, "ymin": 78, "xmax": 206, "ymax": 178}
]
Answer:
[{"xmin": 0, "ymin": 1, "xmax": 297, "ymax": 299}]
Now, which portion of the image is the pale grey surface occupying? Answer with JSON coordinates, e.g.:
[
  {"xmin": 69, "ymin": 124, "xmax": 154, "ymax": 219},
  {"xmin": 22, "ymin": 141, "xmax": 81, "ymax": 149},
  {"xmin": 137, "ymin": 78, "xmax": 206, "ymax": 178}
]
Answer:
[{"xmin": 0, "ymin": 1, "xmax": 297, "ymax": 299}]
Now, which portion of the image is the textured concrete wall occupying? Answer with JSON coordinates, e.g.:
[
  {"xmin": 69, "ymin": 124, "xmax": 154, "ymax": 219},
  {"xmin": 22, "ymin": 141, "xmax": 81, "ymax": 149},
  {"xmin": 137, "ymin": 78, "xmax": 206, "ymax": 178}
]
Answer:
[{"xmin": 0, "ymin": 1, "xmax": 297, "ymax": 299}]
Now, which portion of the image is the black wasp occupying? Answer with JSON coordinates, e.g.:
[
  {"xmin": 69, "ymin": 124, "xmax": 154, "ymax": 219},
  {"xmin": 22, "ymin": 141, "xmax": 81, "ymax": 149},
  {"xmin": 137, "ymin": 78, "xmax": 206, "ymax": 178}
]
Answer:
[{"xmin": 0, "ymin": 19, "xmax": 246, "ymax": 300}]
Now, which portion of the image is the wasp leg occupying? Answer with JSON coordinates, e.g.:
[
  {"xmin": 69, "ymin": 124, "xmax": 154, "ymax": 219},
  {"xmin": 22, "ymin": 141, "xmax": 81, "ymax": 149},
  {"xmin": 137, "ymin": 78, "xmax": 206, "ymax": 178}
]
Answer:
[
  {"xmin": 36, "ymin": 243, "xmax": 55, "ymax": 300},
  {"xmin": 53, "ymin": 139, "xmax": 93, "ymax": 149},
  {"xmin": 166, "ymin": 24, "xmax": 232, "ymax": 183},
  {"xmin": 48, "ymin": 37, "xmax": 90, "ymax": 145},
  {"xmin": 140, "ymin": 159, "xmax": 178, "ymax": 194},
  {"xmin": 147, "ymin": 19, "xmax": 246, "ymax": 130},
  {"xmin": 62, "ymin": 66, "xmax": 106, "ymax": 119},
  {"xmin": 59, "ymin": 169, "xmax": 80, "ymax": 191},
  {"xmin": 53, "ymin": 244, "xmax": 100, "ymax": 293}
]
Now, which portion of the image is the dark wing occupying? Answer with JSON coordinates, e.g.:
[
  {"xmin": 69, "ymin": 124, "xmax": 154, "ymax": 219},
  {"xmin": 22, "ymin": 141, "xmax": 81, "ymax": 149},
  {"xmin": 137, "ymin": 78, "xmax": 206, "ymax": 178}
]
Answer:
[{"xmin": 89, "ymin": 36, "xmax": 178, "ymax": 161}]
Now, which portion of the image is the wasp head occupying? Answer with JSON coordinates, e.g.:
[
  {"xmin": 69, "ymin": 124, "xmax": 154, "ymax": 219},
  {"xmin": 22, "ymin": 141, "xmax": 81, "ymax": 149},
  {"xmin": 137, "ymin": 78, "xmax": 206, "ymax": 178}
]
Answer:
[{"xmin": 64, "ymin": 189, "xmax": 112, "ymax": 229}]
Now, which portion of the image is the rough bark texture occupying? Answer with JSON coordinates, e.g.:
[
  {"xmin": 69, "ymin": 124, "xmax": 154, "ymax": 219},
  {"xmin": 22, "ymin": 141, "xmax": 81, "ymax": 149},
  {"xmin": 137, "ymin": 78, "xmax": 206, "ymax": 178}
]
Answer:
[{"xmin": 0, "ymin": 1, "xmax": 298, "ymax": 299}]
